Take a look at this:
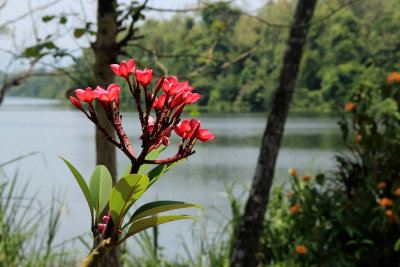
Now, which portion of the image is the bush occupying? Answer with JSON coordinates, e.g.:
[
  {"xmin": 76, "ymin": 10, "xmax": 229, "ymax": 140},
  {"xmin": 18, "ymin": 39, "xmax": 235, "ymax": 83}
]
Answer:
[{"xmin": 259, "ymin": 73, "xmax": 400, "ymax": 266}]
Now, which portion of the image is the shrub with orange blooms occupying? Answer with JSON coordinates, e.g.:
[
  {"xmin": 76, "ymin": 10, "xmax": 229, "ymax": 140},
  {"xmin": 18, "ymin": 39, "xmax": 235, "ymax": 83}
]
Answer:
[
  {"xmin": 394, "ymin": 188, "xmax": 400, "ymax": 196},
  {"xmin": 301, "ymin": 175, "xmax": 312, "ymax": 181},
  {"xmin": 377, "ymin": 181, "xmax": 387, "ymax": 189},
  {"xmin": 387, "ymin": 72, "xmax": 400, "ymax": 84},
  {"xmin": 354, "ymin": 134, "xmax": 362, "ymax": 144},
  {"xmin": 289, "ymin": 168, "xmax": 298, "ymax": 176},
  {"xmin": 379, "ymin": 198, "xmax": 393, "ymax": 207},
  {"xmin": 345, "ymin": 102, "xmax": 355, "ymax": 111},
  {"xmin": 296, "ymin": 245, "xmax": 307, "ymax": 254},
  {"xmin": 260, "ymin": 76, "xmax": 400, "ymax": 266},
  {"xmin": 290, "ymin": 203, "xmax": 302, "ymax": 213}
]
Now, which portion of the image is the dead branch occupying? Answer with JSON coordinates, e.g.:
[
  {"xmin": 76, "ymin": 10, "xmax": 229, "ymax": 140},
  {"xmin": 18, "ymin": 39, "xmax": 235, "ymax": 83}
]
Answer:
[
  {"xmin": 117, "ymin": 0, "xmax": 149, "ymax": 50},
  {"xmin": 220, "ymin": 45, "xmax": 259, "ymax": 69},
  {"xmin": 145, "ymin": 1, "xmax": 232, "ymax": 13},
  {"xmin": 151, "ymin": 48, "xmax": 168, "ymax": 76},
  {"xmin": 0, "ymin": 58, "xmax": 39, "ymax": 103},
  {"xmin": 189, "ymin": 41, "xmax": 217, "ymax": 77},
  {"xmin": 0, "ymin": 0, "xmax": 61, "ymax": 28}
]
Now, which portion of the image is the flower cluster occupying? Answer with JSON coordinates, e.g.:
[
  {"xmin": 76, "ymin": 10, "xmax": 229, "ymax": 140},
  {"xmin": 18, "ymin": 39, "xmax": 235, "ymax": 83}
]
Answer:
[
  {"xmin": 70, "ymin": 59, "xmax": 214, "ymax": 173},
  {"xmin": 295, "ymin": 245, "xmax": 307, "ymax": 254}
]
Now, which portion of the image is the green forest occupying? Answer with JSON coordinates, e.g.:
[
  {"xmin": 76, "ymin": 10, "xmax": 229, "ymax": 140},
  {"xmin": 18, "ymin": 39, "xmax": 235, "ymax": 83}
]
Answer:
[{"xmin": 7, "ymin": 0, "xmax": 400, "ymax": 112}]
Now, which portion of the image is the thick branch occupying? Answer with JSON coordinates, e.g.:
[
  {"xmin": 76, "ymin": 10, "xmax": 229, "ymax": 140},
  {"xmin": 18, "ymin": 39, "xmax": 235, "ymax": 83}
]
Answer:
[
  {"xmin": 0, "ymin": 58, "xmax": 38, "ymax": 104},
  {"xmin": 230, "ymin": 0, "xmax": 318, "ymax": 266}
]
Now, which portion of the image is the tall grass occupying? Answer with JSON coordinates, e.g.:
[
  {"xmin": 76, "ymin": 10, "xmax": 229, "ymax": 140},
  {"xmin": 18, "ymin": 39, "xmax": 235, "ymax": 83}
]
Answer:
[
  {"xmin": 0, "ymin": 155, "xmax": 75, "ymax": 267},
  {"xmin": 121, "ymin": 180, "xmax": 249, "ymax": 267}
]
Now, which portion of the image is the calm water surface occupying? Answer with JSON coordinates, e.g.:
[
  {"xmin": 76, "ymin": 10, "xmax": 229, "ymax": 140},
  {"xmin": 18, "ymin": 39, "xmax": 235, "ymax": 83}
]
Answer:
[{"xmin": 0, "ymin": 97, "xmax": 342, "ymax": 259}]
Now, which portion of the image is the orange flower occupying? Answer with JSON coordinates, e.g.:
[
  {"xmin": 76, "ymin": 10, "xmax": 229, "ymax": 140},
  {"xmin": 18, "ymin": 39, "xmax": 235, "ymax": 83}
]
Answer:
[
  {"xmin": 289, "ymin": 169, "xmax": 298, "ymax": 177},
  {"xmin": 290, "ymin": 203, "xmax": 302, "ymax": 213},
  {"xmin": 301, "ymin": 175, "xmax": 312, "ymax": 181},
  {"xmin": 386, "ymin": 210, "xmax": 393, "ymax": 216},
  {"xmin": 354, "ymin": 134, "xmax": 362, "ymax": 144},
  {"xmin": 345, "ymin": 102, "xmax": 355, "ymax": 111},
  {"xmin": 296, "ymin": 245, "xmax": 307, "ymax": 254},
  {"xmin": 285, "ymin": 192, "xmax": 294, "ymax": 198},
  {"xmin": 377, "ymin": 181, "xmax": 387, "ymax": 189},
  {"xmin": 394, "ymin": 188, "xmax": 400, "ymax": 196},
  {"xmin": 379, "ymin": 198, "xmax": 393, "ymax": 206},
  {"xmin": 387, "ymin": 72, "xmax": 400, "ymax": 84}
]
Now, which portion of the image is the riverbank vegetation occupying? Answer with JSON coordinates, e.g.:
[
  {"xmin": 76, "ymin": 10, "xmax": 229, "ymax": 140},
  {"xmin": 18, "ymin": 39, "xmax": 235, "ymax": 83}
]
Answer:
[{"xmin": 6, "ymin": 0, "xmax": 400, "ymax": 113}]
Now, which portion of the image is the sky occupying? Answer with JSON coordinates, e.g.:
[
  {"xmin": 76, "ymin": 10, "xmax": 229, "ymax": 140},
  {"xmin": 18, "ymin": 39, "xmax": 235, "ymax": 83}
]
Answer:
[{"xmin": 0, "ymin": 0, "xmax": 267, "ymax": 72}]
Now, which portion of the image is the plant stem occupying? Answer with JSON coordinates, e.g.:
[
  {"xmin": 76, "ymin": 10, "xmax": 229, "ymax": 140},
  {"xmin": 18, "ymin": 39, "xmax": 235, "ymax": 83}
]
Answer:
[{"xmin": 81, "ymin": 238, "xmax": 113, "ymax": 267}]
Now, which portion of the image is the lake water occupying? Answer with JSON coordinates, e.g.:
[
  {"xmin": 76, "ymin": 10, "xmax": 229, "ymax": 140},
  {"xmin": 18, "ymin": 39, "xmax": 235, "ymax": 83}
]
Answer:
[{"xmin": 0, "ymin": 97, "xmax": 343, "ymax": 260}]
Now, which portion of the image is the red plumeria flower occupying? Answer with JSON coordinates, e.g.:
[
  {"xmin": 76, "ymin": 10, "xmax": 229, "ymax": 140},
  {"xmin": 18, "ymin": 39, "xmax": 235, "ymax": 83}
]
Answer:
[
  {"xmin": 174, "ymin": 119, "xmax": 195, "ymax": 139},
  {"xmin": 98, "ymin": 84, "xmax": 120, "ymax": 103},
  {"xmin": 103, "ymin": 211, "xmax": 111, "ymax": 223},
  {"xmin": 75, "ymin": 87, "xmax": 100, "ymax": 104},
  {"xmin": 162, "ymin": 76, "xmax": 180, "ymax": 95},
  {"xmin": 174, "ymin": 119, "xmax": 214, "ymax": 142},
  {"xmin": 70, "ymin": 96, "xmax": 85, "ymax": 112},
  {"xmin": 110, "ymin": 59, "xmax": 135, "ymax": 79},
  {"xmin": 196, "ymin": 128, "xmax": 215, "ymax": 142},
  {"xmin": 147, "ymin": 116, "xmax": 155, "ymax": 133},
  {"xmin": 135, "ymin": 68, "xmax": 153, "ymax": 87},
  {"xmin": 153, "ymin": 93, "xmax": 167, "ymax": 110},
  {"xmin": 98, "ymin": 211, "xmax": 123, "ymax": 234},
  {"xmin": 98, "ymin": 223, "xmax": 106, "ymax": 233}
]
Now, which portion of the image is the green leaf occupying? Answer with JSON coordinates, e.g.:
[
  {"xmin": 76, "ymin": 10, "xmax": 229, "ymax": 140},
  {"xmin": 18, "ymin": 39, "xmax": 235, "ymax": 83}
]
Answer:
[
  {"xmin": 138, "ymin": 145, "xmax": 166, "ymax": 175},
  {"xmin": 59, "ymin": 16, "xmax": 67, "ymax": 24},
  {"xmin": 25, "ymin": 46, "xmax": 41, "ymax": 58},
  {"xmin": 124, "ymin": 201, "xmax": 203, "ymax": 228},
  {"xmin": 89, "ymin": 165, "xmax": 113, "ymax": 220},
  {"xmin": 42, "ymin": 15, "xmax": 55, "ymax": 22},
  {"xmin": 394, "ymin": 238, "xmax": 400, "ymax": 252},
  {"xmin": 122, "ymin": 164, "xmax": 132, "ymax": 177},
  {"xmin": 59, "ymin": 157, "xmax": 93, "ymax": 223},
  {"xmin": 44, "ymin": 41, "xmax": 56, "ymax": 49},
  {"xmin": 109, "ymin": 174, "xmax": 149, "ymax": 226},
  {"xmin": 126, "ymin": 215, "xmax": 196, "ymax": 238},
  {"xmin": 147, "ymin": 159, "xmax": 185, "ymax": 189},
  {"xmin": 73, "ymin": 28, "xmax": 86, "ymax": 38}
]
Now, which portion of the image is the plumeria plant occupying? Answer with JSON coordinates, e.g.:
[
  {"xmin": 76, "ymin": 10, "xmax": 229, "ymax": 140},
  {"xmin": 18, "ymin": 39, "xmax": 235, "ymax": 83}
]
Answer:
[{"xmin": 62, "ymin": 58, "xmax": 214, "ymax": 266}]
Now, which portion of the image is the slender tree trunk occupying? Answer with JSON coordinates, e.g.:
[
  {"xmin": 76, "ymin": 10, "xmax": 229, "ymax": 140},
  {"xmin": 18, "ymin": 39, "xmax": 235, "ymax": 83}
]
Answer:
[
  {"xmin": 92, "ymin": 1, "xmax": 120, "ymax": 266},
  {"xmin": 230, "ymin": 1, "xmax": 318, "ymax": 266}
]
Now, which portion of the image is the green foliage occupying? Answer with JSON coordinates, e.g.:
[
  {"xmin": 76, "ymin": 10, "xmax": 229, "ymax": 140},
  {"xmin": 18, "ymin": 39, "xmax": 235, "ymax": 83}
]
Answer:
[
  {"xmin": 126, "ymin": 215, "xmax": 196, "ymax": 239},
  {"xmin": 257, "ymin": 76, "xmax": 400, "ymax": 266},
  {"xmin": 0, "ymin": 167, "xmax": 73, "ymax": 266},
  {"xmin": 109, "ymin": 174, "xmax": 149, "ymax": 226},
  {"xmin": 89, "ymin": 165, "xmax": 112, "ymax": 221},
  {"xmin": 126, "ymin": 201, "xmax": 203, "ymax": 228}
]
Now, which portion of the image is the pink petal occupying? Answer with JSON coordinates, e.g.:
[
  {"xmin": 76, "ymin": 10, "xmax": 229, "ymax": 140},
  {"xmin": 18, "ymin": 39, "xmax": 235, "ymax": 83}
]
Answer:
[
  {"xmin": 75, "ymin": 89, "xmax": 85, "ymax": 101},
  {"xmin": 197, "ymin": 129, "xmax": 215, "ymax": 142},
  {"xmin": 167, "ymin": 76, "xmax": 178, "ymax": 84},
  {"xmin": 119, "ymin": 62, "xmax": 128, "ymax": 78},
  {"xmin": 127, "ymin": 59, "xmax": 135, "ymax": 73},
  {"xmin": 110, "ymin": 64, "xmax": 121, "ymax": 76}
]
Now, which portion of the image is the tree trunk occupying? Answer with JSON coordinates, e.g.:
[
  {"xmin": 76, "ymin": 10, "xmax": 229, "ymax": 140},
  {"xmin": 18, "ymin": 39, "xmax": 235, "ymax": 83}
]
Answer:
[
  {"xmin": 229, "ymin": 1, "xmax": 318, "ymax": 266},
  {"xmin": 92, "ymin": 0, "xmax": 119, "ymax": 266}
]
